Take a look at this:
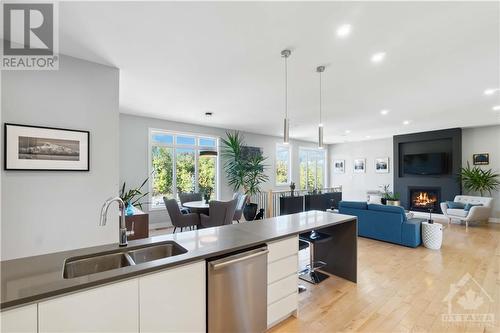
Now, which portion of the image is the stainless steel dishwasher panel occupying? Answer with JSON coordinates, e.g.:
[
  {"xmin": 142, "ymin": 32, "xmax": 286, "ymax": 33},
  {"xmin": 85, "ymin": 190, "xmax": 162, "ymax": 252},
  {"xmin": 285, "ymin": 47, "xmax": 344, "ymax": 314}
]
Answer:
[{"xmin": 208, "ymin": 247, "xmax": 268, "ymax": 333}]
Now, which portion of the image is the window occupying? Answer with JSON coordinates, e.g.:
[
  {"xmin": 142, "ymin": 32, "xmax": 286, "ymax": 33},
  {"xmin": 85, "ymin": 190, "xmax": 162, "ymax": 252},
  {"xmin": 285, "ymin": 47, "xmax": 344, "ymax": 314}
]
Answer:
[
  {"xmin": 275, "ymin": 144, "xmax": 290, "ymax": 186},
  {"xmin": 150, "ymin": 130, "xmax": 218, "ymax": 209},
  {"xmin": 299, "ymin": 148, "xmax": 326, "ymax": 191}
]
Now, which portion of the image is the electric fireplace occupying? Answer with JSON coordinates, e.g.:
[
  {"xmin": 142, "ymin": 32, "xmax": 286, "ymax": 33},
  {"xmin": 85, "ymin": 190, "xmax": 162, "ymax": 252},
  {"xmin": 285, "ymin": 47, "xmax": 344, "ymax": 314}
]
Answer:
[{"xmin": 409, "ymin": 187, "xmax": 441, "ymax": 212}]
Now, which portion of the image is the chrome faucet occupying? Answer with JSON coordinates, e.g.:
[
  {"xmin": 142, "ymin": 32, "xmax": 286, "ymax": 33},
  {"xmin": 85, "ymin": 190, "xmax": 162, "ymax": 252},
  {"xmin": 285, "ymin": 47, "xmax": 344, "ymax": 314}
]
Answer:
[{"xmin": 99, "ymin": 197, "xmax": 132, "ymax": 247}]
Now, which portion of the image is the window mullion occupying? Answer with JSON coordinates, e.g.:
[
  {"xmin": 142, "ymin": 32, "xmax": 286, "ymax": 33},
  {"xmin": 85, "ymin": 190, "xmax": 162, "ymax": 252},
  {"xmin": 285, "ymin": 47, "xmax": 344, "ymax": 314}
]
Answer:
[{"xmin": 194, "ymin": 149, "xmax": 199, "ymax": 193}]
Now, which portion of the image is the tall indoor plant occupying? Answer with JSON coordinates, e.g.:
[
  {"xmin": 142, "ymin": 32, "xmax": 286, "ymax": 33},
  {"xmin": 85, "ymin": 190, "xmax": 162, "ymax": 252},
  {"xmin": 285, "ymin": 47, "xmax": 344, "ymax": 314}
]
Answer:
[
  {"xmin": 221, "ymin": 131, "xmax": 269, "ymax": 220},
  {"xmin": 459, "ymin": 162, "xmax": 500, "ymax": 196}
]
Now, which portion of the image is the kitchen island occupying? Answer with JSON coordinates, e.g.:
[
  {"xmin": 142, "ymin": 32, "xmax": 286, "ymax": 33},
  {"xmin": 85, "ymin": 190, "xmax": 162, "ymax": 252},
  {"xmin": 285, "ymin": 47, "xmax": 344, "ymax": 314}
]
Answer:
[{"xmin": 1, "ymin": 211, "xmax": 357, "ymax": 332}]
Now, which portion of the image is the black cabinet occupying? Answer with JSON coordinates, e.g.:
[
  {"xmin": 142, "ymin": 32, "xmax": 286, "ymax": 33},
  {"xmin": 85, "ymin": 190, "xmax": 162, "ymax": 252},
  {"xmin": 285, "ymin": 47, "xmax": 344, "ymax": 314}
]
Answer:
[
  {"xmin": 279, "ymin": 196, "xmax": 304, "ymax": 215},
  {"xmin": 279, "ymin": 192, "xmax": 342, "ymax": 215}
]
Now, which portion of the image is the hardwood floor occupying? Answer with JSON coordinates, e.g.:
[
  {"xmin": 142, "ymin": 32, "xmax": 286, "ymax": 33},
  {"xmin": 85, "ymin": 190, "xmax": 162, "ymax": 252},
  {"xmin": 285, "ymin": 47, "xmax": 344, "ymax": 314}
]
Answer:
[{"xmin": 271, "ymin": 222, "xmax": 500, "ymax": 333}]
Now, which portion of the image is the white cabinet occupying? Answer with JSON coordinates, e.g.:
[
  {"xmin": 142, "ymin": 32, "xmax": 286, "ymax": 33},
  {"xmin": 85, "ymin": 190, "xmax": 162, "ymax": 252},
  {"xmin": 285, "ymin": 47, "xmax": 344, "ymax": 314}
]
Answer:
[
  {"xmin": 39, "ymin": 279, "xmax": 139, "ymax": 333},
  {"xmin": 0, "ymin": 304, "xmax": 37, "ymax": 333},
  {"xmin": 267, "ymin": 236, "xmax": 298, "ymax": 328},
  {"xmin": 139, "ymin": 261, "xmax": 206, "ymax": 333}
]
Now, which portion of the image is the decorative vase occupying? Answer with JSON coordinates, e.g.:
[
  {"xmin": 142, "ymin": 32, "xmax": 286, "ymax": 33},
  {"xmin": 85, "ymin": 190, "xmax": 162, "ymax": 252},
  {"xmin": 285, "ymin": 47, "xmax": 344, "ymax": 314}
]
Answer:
[
  {"xmin": 125, "ymin": 203, "xmax": 135, "ymax": 216},
  {"xmin": 204, "ymin": 195, "xmax": 210, "ymax": 204},
  {"xmin": 243, "ymin": 203, "xmax": 258, "ymax": 221},
  {"xmin": 386, "ymin": 200, "xmax": 400, "ymax": 206},
  {"xmin": 381, "ymin": 198, "xmax": 387, "ymax": 205}
]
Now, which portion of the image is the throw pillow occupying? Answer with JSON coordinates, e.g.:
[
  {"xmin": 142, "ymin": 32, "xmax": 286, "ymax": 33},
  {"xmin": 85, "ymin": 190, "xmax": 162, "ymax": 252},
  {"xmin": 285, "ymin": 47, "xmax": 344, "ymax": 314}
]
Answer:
[
  {"xmin": 464, "ymin": 203, "xmax": 483, "ymax": 211},
  {"xmin": 447, "ymin": 201, "xmax": 465, "ymax": 209}
]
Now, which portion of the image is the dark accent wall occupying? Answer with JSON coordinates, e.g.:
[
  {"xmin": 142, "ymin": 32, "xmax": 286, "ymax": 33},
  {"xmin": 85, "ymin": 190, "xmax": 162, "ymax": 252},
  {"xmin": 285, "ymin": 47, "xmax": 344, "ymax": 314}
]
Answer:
[{"xmin": 393, "ymin": 128, "xmax": 462, "ymax": 212}]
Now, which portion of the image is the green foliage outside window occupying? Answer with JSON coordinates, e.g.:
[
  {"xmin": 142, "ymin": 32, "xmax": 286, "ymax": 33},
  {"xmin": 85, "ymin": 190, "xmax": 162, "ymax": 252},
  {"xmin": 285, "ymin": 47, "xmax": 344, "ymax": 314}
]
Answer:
[
  {"xmin": 199, "ymin": 156, "xmax": 216, "ymax": 198},
  {"xmin": 176, "ymin": 150, "xmax": 195, "ymax": 194},
  {"xmin": 276, "ymin": 160, "xmax": 288, "ymax": 184},
  {"xmin": 152, "ymin": 146, "xmax": 173, "ymax": 198}
]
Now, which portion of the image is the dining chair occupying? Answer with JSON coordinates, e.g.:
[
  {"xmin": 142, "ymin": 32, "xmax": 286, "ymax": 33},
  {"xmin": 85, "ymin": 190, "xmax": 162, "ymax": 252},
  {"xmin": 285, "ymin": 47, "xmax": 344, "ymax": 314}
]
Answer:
[
  {"xmin": 164, "ymin": 198, "xmax": 199, "ymax": 233},
  {"xmin": 233, "ymin": 194, "xmax": 247, "ymax": 223},
  {"xmin": 179, "ymin": 192, "xmax": 202, "ymax": 214},
  {"xmin": 200, "ymin": 199, "xmax": 238, "ymax": 228}
]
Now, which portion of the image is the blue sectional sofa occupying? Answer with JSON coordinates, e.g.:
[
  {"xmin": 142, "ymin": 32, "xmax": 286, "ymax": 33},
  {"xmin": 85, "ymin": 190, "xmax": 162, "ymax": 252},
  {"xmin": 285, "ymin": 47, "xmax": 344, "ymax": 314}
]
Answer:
[{"xmin": 338, "ymin": 201, "xmax": 422, "ymax": 248}]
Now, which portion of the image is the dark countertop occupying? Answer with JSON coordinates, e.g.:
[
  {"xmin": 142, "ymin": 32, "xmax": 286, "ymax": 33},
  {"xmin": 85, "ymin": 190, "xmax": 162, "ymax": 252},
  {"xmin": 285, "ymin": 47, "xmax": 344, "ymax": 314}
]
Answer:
[{"xmin": 1, "ymin": 211, "xmax": 356, "ymax": 311}]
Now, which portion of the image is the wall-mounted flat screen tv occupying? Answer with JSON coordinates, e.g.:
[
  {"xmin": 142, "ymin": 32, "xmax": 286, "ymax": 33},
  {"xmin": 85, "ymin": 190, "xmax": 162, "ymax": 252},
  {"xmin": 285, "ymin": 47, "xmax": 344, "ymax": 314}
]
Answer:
[{"xmin": 403, "ymin": 153, "xmax": 449, "ymax": 175}]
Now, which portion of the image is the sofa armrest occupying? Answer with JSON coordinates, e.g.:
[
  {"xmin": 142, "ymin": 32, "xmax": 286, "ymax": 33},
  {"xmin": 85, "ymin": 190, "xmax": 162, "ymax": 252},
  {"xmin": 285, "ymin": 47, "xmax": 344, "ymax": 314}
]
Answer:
[
  {"xmin": 440, "ymin": 202, "xmax": 449, "ymax": 217},
  {"xmin": 401, "ymin": 218, "xmax": 423, "ymax": 248},
  {"xmin": 466, "ymin": 206, "xmax": 491, "ymax": 222}
]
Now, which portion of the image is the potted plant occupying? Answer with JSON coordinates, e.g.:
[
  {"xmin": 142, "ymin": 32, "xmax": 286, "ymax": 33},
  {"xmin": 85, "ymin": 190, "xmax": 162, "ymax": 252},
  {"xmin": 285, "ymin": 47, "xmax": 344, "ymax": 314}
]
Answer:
[
  {"xmin": 119, "ymin": 173, "xmax": 151, "ymax": 215},
  {"xmin": 200, "ymin": 185, "xmax": 212, "ymax": 204},
  {"xmin": 289, "ymin": 182, "xmax": 296, "ymax": 197},
  {"xmin": 221, "ymin": 131, "xmax": 269, "ymax": 221},
  {"xmin": 381, "ymin": 184, "xmax": 391, "ymax": 205},
  {"xmin": 459, "ymin": 162, "xmax": 500, "ymax": 196},
  {"xmin": 385, "ymin": 192, "xmax": 401, "ymax": 206}
]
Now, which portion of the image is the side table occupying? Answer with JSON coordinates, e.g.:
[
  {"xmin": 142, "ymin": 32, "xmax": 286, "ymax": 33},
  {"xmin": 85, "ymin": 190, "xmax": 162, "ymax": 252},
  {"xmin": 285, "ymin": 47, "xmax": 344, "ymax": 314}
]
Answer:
[{"xmin": 421, "ymin": 221, "xmax": 443, "ymax": 250}]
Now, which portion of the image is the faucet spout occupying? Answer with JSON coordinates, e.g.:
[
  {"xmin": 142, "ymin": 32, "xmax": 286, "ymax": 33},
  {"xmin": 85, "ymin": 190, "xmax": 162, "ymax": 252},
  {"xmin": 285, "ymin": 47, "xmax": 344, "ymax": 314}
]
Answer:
[{"xmin": 99, "ymin": 196, "xmax": 128, "ymax": 247}]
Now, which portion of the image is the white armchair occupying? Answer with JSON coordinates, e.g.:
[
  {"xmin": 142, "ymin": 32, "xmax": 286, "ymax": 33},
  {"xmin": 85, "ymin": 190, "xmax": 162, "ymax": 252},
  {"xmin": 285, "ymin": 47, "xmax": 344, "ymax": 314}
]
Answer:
[{"xmin": 440, "ymin": 195, "xmax": 493, "ymax": 228}]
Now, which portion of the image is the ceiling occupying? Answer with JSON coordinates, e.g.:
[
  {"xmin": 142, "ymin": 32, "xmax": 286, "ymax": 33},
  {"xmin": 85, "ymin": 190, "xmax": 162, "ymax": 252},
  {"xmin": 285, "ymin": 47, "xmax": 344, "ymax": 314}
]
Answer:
[{"xmin": 56, "ymin": 1, "xmax": 499, "ymax": 143}]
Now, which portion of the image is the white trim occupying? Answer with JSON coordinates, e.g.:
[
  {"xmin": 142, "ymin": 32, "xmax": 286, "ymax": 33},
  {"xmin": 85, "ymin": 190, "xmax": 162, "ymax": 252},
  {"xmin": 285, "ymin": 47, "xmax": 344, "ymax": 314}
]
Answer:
[
  {"xmin": 275, "ymin": 143, "xmax": 291, "ymax": 186},
  {"xmin": 488, "ymin": 217, "xmax": 500, "ymax": 223}
]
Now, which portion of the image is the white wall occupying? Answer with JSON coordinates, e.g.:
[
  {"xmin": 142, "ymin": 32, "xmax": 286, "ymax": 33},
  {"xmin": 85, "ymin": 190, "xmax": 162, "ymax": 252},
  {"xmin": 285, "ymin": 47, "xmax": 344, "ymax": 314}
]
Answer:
[
  {"xmin": 462, "ymin": 125, "xmax": 500, "ymax": 220},
  {"xmin": 120, "ymin": 114, "xmax": 322, "ymax": 226},
  {"xmin": 329, "ymin": 138, "xmax": 393, "ymax": 201},
  {"xmin": 1, "ymin": 55, "xmax": 120, "ymax": 260}
]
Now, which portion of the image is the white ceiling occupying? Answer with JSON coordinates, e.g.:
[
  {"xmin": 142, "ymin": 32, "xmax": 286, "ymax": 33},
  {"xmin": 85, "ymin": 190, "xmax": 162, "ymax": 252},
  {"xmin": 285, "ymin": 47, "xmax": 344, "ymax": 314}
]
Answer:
[{"xmin": 57, "ymin": 1, "xmax": 500, "ymax": 143}]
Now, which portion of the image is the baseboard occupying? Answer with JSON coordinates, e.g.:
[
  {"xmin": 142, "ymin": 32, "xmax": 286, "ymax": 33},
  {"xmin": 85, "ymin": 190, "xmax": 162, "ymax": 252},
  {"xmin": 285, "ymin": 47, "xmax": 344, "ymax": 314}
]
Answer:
[
  {"xmin": 149, "ymin": 221, "xmax": 171, "ymax": 230},
  {"xmin": 488, "ymin": 217, "xmax": 500, "ymax": 224}
]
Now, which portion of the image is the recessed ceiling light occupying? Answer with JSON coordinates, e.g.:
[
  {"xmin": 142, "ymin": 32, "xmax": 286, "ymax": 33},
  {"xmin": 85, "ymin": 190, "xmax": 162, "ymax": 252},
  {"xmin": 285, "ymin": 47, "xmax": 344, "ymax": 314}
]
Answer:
[
  {"xmin": 484, "ymin": 88, "xmax": 499, "ymax": 95},
  {"xmin": 371, "ymin": 52, "xmax": 386, "ymax": 63},
  {"xmin": 493, "ymin": 105, "xmax": 500, "ymax": 111},
  {"xmin": 380, "ymin": 109, "xmax": 390, "ymax": 115},
  {"xmin": 336, "ymin": 24, "xmax": 351, "ymax": 38},
  {"xmin": 403, "ymin": 120, "xmax": 410, "ymax": 125},
  {"xmin": 365, "ymin": 135, "xmax": 371, "ymax": 139},
  {"xmin": 345, "ymin": 130, "xmax": 351, "ymax": 134}
]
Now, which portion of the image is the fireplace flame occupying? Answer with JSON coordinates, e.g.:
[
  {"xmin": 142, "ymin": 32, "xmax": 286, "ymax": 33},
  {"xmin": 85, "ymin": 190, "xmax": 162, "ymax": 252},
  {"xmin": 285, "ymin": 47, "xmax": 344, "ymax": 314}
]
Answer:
[{"xmin": 413, "ymin": 191, "xmax": 437, "ymax": 207}]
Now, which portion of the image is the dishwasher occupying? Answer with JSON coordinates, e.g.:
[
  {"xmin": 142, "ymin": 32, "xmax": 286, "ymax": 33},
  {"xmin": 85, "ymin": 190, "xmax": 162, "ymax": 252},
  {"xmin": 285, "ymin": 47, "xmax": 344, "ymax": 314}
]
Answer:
[{"xmin": 207, "ymin": 246, "xmax": 268, "ymax": 333}]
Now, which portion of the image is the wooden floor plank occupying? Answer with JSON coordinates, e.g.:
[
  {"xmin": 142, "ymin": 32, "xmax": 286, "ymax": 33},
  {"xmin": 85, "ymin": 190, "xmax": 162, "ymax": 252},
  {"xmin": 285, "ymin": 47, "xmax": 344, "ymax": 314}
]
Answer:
[{"xmin": 270, "ymin": 222, "xmax": 500, "ymax": 333}]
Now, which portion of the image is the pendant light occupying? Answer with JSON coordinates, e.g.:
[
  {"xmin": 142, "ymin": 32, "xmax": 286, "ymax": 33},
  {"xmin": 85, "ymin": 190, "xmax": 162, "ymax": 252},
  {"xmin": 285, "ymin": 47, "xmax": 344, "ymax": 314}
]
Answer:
[
  {"xmin": 317, "ymin": 65, "xmax": 325, "ymax": 149},
  {"xmin": 281, "ymin": 49, "xmax": 291, "ymax": 144}
]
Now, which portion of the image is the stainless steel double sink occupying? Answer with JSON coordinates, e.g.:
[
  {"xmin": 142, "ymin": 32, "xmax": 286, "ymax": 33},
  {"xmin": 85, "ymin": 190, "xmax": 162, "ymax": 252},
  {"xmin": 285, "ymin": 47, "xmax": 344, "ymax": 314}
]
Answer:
[{"xmin": 63, "ymin": 241, "xmax": 187, "ymax": 279}]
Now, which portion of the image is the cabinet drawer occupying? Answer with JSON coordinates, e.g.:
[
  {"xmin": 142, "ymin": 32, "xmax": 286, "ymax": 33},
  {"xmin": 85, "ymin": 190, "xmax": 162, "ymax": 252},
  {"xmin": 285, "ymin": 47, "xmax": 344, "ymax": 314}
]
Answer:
[
  {"xmin": 267, "ymin": 292, "xmax": 297, "ymax": 328},
  {"xmin": 268, "ymin": 274, "xmax": 297, "ymax": 305},
  {"xmin": 268, "ymin": 255, "xmax": 297, "ymax": 284},
  {"xmin": 268, "ymin": 236, "xmax": 298, "ymax": 263}
]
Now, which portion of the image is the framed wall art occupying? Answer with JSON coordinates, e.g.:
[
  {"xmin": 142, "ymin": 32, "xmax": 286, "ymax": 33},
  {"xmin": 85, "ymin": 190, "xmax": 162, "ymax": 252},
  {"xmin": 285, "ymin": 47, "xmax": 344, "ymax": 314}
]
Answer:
[{"xmin": 4, "ymin": 123, "xmax": 90, "ymax": 171}]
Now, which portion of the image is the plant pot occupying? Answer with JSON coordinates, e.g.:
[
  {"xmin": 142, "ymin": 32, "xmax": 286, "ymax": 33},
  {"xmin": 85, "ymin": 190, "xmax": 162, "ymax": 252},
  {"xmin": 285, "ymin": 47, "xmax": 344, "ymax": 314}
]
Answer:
[
  {"xmin": 381, "ymin": 198, "xmax": 387, "ymax": 205},
  {"xmin": 243, "ymin": 203, "xmax": 258, "ymax": 221},
  {"xmin": 386, "ymin": 200, "xmax": 401, "ymax": 206}
]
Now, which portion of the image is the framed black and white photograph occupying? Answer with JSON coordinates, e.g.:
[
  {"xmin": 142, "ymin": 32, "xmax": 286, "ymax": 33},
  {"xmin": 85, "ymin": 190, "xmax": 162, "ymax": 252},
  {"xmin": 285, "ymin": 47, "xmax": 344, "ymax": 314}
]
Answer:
[
  {"xmin": 333, "ymin": 159, "xmax": 345, "ymax": 174},
  {"xmin": 473, "ymin": 153, "xmax": 489, "ymax": 165},
  {"xmin": 4, "ymin": 123, "xmax": 90, "ymax": 171},
  {"xmin": 353, "ymin": 158, "xmax": 366, "ymax": 173},
  {"xmin": 375, "ymin": 157, "xmax": 389, "ymax": 173}
]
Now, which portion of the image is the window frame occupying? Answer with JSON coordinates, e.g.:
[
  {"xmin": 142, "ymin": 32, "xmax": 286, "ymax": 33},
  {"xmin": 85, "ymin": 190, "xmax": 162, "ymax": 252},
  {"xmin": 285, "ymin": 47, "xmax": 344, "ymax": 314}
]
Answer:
[
  {"xmin": 275, "ymin": 143, "xmax": 291, "ymax": 186},
  {"xmin": 298, "ymin": 147, "xmax": 327, "ymax": 191},
  {"xmin": 148, "ymin": 128, "xmax": 219, "ymax": 210}
]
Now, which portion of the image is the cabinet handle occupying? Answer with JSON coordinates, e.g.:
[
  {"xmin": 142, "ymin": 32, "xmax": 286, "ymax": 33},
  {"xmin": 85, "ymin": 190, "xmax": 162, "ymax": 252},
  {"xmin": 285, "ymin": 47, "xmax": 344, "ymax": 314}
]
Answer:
[{"xmin": 211, "ymin": 249, "xmax": 268, "ymax": 270}]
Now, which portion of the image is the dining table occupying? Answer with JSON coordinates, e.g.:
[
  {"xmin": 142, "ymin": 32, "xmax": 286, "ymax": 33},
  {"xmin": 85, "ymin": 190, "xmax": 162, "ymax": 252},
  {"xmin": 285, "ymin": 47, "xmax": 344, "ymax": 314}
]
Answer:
[{"xmin": 183, "ymin": 200, "xmax": 210, "ymax": 215}]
